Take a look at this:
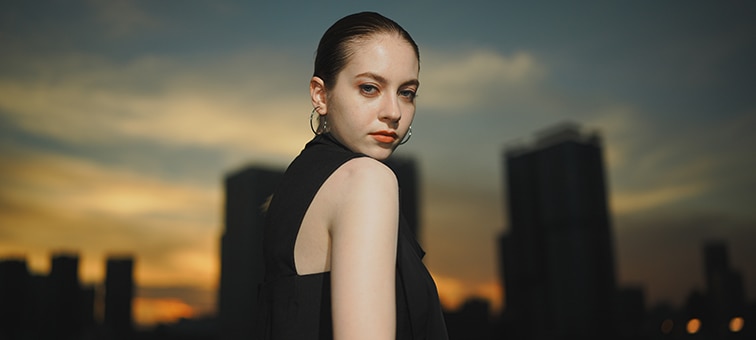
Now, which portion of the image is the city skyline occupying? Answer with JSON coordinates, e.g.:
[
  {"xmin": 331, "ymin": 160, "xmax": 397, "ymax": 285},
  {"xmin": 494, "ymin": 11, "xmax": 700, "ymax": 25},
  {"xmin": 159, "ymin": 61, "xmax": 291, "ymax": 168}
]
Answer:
[
  {"xmin": 2, "ymin": 0, "xmax": 755, "ymax": 326},
  {"xmin": 0, "ymin": 254, "xmax": 134, "ymax": 339},
  {"xmin": 3, "ymin": 236, "xmax": 750, "ymax": 338}
]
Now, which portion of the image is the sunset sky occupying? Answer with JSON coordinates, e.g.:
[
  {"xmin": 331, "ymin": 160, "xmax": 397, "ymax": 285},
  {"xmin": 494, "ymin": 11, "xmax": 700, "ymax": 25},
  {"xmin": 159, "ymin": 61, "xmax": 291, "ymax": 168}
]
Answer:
[{"xmin": 2, "ymin": 0, "xmax": 755, "ymax": 327}]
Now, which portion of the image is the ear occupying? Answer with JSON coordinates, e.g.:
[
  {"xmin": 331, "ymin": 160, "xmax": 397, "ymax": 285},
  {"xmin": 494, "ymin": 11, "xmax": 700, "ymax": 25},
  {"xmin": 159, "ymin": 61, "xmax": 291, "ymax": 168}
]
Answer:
[{"xmin": 310, "ymin": 76, "xmax": 328, "ymax": 116}]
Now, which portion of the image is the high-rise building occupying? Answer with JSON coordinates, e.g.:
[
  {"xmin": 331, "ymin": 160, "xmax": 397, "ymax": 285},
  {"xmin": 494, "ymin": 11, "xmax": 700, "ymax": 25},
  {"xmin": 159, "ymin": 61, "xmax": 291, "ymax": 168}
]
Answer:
[
  {"xmin": 104, "ymin": 256, "xmax": 134, "ymax": 340},
  {"xmin": 218, "ymin": 166, "xmax": 283, "ymax": 340},
  {"xmin": 614, "ymin": 286, "xmax": 645, "ymax": 339},
  {"xmin": 0, "ymin": 258, "xmax": 32, "ymax": 339},
  {"xmin": 80, "ymin": 284, "xmax": 96, "ymax": 333},
  {"xmin": 703, "ymin": 241, "xmax": 745, "ymax": 338},
  {"xmin": 444, "ymin": 298, "xmax": 493, "ymax": 340},
  {"xmin": 385, "ymin": 155, "xmax": 422, "ymax": 242},
  {"xmin": 498, "ymin": 123, "xmax": 617, "ymax": 339},
  {"xmin": 48, "ymin": 253, "xmax": 82, "ymax": 339}
]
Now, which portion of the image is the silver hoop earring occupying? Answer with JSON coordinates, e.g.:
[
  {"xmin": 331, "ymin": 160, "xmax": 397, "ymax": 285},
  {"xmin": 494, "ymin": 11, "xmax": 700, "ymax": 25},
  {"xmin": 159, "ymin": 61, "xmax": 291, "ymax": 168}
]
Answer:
[
  {"xmin": 310, "ymin": 106, "xmax": 320, "ymax": 135},
  {"xmin": 399, "ymin": 126, "xmax": 412, "ymax": 145},
  {"xmin": 310, "ymin": 106, "xmax": 328, "ymax": 135}
]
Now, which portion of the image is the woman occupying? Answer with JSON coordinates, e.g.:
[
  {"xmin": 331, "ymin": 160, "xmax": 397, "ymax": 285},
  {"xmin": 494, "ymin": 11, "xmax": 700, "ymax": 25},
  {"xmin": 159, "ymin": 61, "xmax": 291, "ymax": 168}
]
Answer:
[{"xmin": 257, "ymin": 12, "xmax": 448, "ymax": 339}]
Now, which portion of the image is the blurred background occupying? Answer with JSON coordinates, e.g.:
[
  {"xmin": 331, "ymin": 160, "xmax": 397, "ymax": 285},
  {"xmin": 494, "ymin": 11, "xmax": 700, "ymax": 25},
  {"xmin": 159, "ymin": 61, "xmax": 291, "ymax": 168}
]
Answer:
[{"xmin": 1, "ymin": 1, "xmax": 754, "ymax": 339}]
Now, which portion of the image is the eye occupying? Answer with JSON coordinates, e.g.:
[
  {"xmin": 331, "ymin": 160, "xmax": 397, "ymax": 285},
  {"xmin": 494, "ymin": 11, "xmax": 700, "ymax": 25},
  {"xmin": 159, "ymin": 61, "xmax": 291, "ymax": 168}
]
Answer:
[
  {"xmin": 399, "ymin": 89, "xmax": 417, "ymax": 101},
  {"xmin": 359, "ymin": 84, "xmax": 378, "ymax": 95}
]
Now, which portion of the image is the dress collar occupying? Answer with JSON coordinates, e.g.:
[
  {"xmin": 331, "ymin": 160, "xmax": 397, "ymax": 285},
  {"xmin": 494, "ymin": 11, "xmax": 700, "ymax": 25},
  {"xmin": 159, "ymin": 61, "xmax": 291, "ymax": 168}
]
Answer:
[{"xmin": 307, "ymin": 133, "xmax": 353, "ymax": 153}]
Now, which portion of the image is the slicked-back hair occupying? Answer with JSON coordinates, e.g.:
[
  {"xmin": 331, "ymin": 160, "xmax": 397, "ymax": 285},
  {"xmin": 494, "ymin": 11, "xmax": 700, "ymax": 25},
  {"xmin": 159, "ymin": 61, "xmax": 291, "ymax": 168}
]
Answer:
[{"xmin": 313, "ymin": 12, "xmax": 419, "ymax": 90}]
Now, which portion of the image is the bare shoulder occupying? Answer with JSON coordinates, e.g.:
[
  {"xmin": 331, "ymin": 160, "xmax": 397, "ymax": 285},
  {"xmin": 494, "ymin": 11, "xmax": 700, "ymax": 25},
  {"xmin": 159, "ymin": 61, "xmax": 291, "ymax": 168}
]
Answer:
[
  {"xmin": 331, "ymin": 157, "xmax": 398, "ymax": 189},
  {"xmin": 325, "ymin": 157, "xmax": 399, "ymax": 228}
]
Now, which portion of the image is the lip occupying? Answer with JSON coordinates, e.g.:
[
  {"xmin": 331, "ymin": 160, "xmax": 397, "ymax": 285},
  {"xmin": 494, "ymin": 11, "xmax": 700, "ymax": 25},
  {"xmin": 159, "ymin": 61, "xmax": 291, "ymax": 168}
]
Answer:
[{"xmin": 369, "ymin": 130, "xmax": 398, "ymax": 144}]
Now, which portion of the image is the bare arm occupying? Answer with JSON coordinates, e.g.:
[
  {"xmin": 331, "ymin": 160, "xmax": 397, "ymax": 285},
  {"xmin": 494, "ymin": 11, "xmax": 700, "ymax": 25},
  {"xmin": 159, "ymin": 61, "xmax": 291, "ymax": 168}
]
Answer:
[{"xmin": 329, "ymin": 157, "xmax": 399, "ymax": 340}]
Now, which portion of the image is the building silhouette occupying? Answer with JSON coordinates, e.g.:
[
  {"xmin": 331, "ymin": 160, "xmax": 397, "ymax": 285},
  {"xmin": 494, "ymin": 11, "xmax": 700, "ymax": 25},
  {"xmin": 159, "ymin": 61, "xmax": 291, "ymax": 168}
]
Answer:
[
  {"xmin": 0, "ymin": 253, "xmax": 139, "ymax": 340},
  {"xmin": 218, "ymin": 165, "xmax": 283, "ymax": 340},
  {"xmin": 0, "ymin": 258, "xmax": 33, "ymax": 339},
  {"xmin": 498, "ymin": 123, "xmax": 618, "ymax": 339},
  {"xmin": 80, "ymin": 283, "xmax": 96, "ymax": 334},
  {"xmin": 104, "ymin": 256, "xmax": 135, "ymax": 340},
  {"xmin": 614, "ymin": 286, "xmax": 646, "ymax": 339},
  {"xmin": 444, "ymin": 297, "xmax": 493, "ymax": 340},
  {"xmin": 48, "ymin": 253, "xmax": 85, "ymax": 339},
  {"xmin": 385, "ymin": 155, "xmax": 422, "ymax": 240},
  {"xmin": 702, "ymin": 241, "xmax": 746, "ymax": 339},
  {"xmin": 1, "ymin": 254, "xmax": 94, "ymax": 339}
]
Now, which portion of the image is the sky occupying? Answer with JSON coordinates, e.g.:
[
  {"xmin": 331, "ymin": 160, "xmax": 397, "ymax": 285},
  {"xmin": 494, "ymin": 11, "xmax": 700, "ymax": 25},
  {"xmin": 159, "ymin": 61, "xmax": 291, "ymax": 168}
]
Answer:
[{"xmin": 1, "ymin": 0, "xmax": 755, "ymax": 327}]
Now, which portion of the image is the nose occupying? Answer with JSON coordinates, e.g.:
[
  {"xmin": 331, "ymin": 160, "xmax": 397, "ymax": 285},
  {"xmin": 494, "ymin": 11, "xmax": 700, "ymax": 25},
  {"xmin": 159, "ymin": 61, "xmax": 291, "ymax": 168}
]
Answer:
[{"xmin": 379, "ymin": 94, "xmax": 402, "ymax": 124}]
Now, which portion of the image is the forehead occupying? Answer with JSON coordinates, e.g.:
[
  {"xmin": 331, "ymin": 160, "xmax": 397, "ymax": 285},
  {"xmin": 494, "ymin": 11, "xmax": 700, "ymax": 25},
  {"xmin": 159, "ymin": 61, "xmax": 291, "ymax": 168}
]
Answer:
[{"xmin": 342, "ymin": 34, "xmax": 419, "ymax": 80}]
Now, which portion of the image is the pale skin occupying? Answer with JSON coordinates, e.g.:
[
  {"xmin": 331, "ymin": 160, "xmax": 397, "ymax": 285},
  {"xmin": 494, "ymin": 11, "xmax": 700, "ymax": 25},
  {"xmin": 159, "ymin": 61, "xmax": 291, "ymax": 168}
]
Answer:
[{"xmin": 293, "ymin": 33, "xmax": 419, "ymax": 339}]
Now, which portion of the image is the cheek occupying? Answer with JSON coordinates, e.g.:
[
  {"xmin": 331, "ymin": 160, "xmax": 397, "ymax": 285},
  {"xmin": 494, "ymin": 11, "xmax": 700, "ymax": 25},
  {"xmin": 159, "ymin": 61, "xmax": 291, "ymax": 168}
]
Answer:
[{"xmin": 402, "ymin": 105, "xmax": 416, "ymax": 121}]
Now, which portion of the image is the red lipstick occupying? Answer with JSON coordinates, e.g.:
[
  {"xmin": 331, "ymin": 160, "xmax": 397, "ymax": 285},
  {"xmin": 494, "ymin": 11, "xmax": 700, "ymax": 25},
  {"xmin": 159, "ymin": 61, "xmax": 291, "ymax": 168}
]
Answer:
[{"xmin": 369, "ymin": 130, "xmax": 398, "ymax": 144}]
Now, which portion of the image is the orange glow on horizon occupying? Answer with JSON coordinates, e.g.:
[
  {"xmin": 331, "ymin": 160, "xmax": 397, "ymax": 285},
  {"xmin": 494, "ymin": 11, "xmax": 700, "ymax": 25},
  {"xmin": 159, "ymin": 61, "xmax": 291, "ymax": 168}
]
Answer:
[
  {"xmin": 473, "ymin": 280, "xmax": 503, "ymax": 312},
  {"xmin": 134, "ymin": 297, "xmax": 195, "ymax": 327},
  {"xmin": 431, "ymin": 272, "xmax": 502, "ymax": 313},
  {"xmin": 435, "ymin": 275, "xmax": 466, "ymax": 310}
]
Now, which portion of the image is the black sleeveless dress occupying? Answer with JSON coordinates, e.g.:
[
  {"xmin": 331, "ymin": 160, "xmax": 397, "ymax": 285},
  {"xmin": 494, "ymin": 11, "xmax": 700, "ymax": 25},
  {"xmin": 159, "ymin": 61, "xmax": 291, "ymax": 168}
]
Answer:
[{"xmin": 256, "ymin": 133, "xmax": 448, "ymax": 339}]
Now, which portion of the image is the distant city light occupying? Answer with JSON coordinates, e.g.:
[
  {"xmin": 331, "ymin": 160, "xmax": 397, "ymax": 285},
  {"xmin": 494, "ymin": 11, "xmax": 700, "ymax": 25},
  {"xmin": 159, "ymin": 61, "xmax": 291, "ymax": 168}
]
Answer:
[
  {"xmin": 686, "ymin": 318, "xmax": 701, "ymax": 334},
  {"xmin": 660, "ymin": 319, "xmax": 674, "ymax": 334},
  {"xmin": 729, "ymin": 316, "xmax": 744, "ymax": 333}
]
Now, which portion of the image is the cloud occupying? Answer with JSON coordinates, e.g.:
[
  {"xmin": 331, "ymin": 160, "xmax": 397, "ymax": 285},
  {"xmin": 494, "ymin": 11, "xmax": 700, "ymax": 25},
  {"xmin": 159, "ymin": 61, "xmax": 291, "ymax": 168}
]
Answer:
[
  {"xmin": 0, "ymin": 50, "xmax": 314, "ymax": 161},
  {"xmin": 419, "ymin": 49, "xmax": 544, "ymax": 112},
  {"xmin": 0, "ymin": 143, "xmax": 219, "ymax": 287},
  {"xmin": 0, "ymin": 143, "xmax": 215, "ymax": 220},
  {"xmin": 583, "ymin": 106, "xmax": 714, "ymax": 215},
  {"xmin": 582, "ymin": 104, "xmax": 755, "ymax": 217},
  {"xmin": 612, "ymin": 183, "xmax": 708, "ymax": 215},
  {"xmin": 87, "ymin": 0, "xmax": 160, "ymax": 37}
]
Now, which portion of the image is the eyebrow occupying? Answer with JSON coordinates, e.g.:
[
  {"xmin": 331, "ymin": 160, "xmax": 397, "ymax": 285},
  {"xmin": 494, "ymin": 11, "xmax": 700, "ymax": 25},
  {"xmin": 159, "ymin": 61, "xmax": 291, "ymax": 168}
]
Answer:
[{"xmin": 355, "ymin": 72, "xmax": 420, "ymax": 88}]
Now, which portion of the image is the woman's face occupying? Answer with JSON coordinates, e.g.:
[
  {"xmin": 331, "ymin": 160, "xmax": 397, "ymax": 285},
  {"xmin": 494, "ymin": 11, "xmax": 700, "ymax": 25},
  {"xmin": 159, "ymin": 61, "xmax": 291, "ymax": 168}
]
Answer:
[{"xmin": 318, "ymin": 34, "xmax": 419, "ymax": 160}]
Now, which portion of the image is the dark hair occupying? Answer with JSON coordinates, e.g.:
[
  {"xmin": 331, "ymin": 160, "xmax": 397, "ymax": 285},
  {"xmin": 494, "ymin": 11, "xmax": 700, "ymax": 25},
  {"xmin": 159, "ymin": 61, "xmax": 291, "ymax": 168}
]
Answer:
[{"xmin": 314, "ymin": 12, "xmax": 419, "ymax": 89}]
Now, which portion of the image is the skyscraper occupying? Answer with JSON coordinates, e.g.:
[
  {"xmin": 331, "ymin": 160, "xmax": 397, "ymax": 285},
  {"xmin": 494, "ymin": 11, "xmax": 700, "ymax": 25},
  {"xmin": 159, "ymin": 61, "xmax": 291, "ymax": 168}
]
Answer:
[
  {"xmin": 703, "ymin": 241, "xmax": 745, "ymax": 338},
  {"xmin": 385, "ymin": 155, "xmax": 422, "ymax": 241},
  {"xmin": 49, "ymin": 253, "xmax": 82, "ymax": 339},
  {"xmin": 0, "ymin": 258, "xmax": 32, "ymax": 339},
  {"xmin": 104, "ymin": 256, "xmax": 134, "ymax": 340},
  {"xmin": 498, "ymin": 123, "xmax": 617, "ymax": 339},
  {"xmin": 218, "ymin": 166, "xmax": 283, "ymax": 340},
  {"xmin": 2, "ymin": 254, "xmax": 97, "ymax": 339}
]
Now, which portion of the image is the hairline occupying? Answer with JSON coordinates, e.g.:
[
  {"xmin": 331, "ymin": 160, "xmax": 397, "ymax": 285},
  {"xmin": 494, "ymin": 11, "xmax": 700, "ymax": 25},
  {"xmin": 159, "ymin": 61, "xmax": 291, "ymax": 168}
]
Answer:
[{"xmin": 327, "ymin": 32, "xmax": 419, "ymax": 90}]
